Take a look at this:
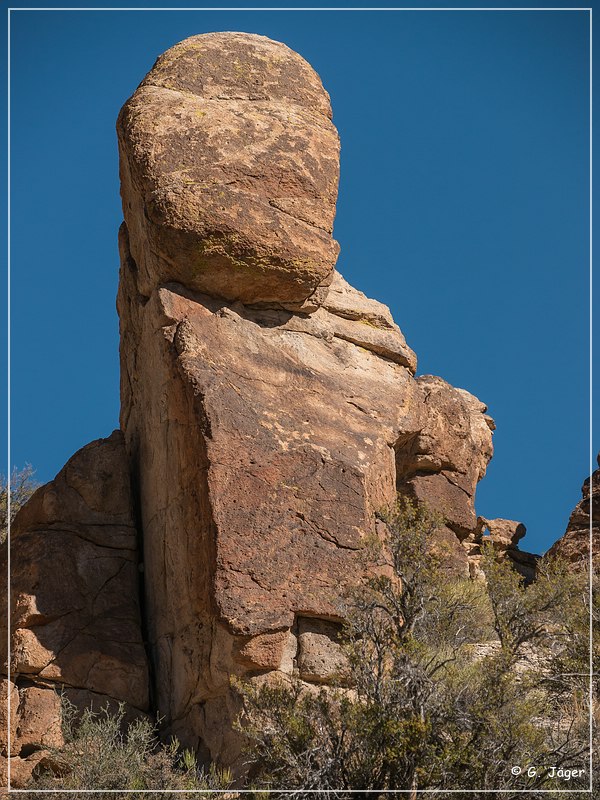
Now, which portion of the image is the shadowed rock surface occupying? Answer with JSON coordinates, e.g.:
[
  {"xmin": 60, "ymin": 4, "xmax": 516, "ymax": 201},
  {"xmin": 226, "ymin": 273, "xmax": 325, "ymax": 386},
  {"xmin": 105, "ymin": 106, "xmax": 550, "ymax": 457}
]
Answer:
[{"xmin": 3, "ymin": 32, "xmax": 544, "ymax": 783}]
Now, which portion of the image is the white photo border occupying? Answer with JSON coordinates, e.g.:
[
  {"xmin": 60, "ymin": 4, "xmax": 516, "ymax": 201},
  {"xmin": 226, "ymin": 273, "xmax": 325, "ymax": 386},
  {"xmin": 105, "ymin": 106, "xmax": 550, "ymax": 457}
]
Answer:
[{"xmin": 5, "ymin": 4, "xmax": 594, "ymax": 794}]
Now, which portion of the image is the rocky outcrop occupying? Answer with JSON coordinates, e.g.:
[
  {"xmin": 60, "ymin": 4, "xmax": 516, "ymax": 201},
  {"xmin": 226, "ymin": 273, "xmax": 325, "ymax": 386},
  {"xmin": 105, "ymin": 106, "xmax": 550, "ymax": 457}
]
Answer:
[
  {"xmin": 117, "ymin": 235, "xmax": 498, "ymax": 762},
  {"xmin": 3, "ymin": 31, "xmax": 542, "ymax": 783},
  {"xmin": 548, "ymin": 456, "xmax": 599, "ymax": 569},
  {"xmin": 464, "ymin": 517, "xmax": 539, "ymax": 582},
  {"xmin": 114, "ymin": 32, "xmax": 500, "ymax": 766},
  {"xmin": 1, "ymin": 432, "xmax": 149, "ymax": 786}
]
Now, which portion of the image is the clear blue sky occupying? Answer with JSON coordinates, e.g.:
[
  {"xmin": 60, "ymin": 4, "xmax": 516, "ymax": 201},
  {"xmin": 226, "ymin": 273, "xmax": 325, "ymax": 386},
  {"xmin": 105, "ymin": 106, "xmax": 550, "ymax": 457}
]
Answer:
[{"xmin": 2, "ymin": 2, "xmax": 595, "ymax": 555}]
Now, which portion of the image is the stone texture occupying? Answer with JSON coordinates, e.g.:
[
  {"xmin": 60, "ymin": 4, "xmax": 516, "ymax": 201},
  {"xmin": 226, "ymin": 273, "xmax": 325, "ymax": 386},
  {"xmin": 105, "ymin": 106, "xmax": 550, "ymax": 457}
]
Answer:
[
  {"xmin": 323, "ymin": 271, "xmax": 397, "ymax": 327},
  {"xmin": 0, "ymin": 680, "xmax": 18, "ymax": 758},
  {"xmin": 3, "ymin": 32, "xmax": 546, "ymax": 786},
  {"xmin": 0, "ymin": 748, "xmax": 58, "ymax": 790},
  {"xmin": 396, "ymin": 375, "xmax": 494, "ymax": 546},
  {"xmin": 117, "ymin": 32, "xmax": 340, "ymax": 312},
  {"xmin": 11, "ymin": 685, "xmax": 63, "ymax": 752},
  {"xmin": 463, "ymin": 518, "xmax": 538, "ymax": 583},
  {"xmin": 111, "ymin": 34, "xmax": 503, "ymax": 768},
  {"xmin": 117, "ymin": 236, "xmax": 494, "ymax": 763},
  {"xmin": 480, "ymin": 517, "xmax": 527, "ymax": 549},
  {"xmin": 296, "ymin": 617, "xmax": 346, "ymax": 683},
  {"xmin": 548, "ymin": 455, "xmax": 599, "ymax": 569},
  {"xmin": 0, "ymin": 432, "xmax": 148, "ymax": 785}
]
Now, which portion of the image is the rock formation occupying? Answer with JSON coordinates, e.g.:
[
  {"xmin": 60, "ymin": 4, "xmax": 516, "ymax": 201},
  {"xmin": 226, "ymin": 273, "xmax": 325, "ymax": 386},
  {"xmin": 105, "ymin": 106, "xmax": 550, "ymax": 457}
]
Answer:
[
  {"xmin": 1, "ymin": 432, "xmax": 148, "ymax": 785},
  {"xmin": 1, "ymin": 32, "xmax": 542, "ymax": 784},
  {"xmin": 548, "ymin": 455, "xmax": 599, "ymax": 569},
  {"xmin": 118, "ymin": 32, "xmax": 339, "ymax": 312},
  {"xmin": 464, "ymin": 517, "xmax": 538, "ymax": 583}
]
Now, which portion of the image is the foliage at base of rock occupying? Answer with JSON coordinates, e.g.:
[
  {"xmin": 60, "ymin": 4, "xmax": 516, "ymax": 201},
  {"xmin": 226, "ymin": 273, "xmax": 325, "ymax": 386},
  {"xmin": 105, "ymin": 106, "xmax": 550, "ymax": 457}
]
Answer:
[
  {"xmin": 235, "ymin": 500, "xmax": 594, "ymax": 798},
  {"xmin": 20, "ymin": 700, "xmax": 233, "ymax": 800}
]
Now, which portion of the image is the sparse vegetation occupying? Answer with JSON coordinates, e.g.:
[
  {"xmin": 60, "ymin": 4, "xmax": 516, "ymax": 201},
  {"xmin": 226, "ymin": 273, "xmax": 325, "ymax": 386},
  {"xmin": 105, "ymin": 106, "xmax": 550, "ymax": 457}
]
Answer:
[
  {"xmin": 22, "ymin": 700, "xmax": 234, "ymax": 799},
  {"xmin": 0, "ymin": 464, "xmax": 38, "ymax": 543},
  {"xmin": 234, "ymin": 498, "xmax": 595, "ymax": 799},
  {"xmin": 17, "ymin": 498, "xmax": 595, "ymax": 798}
]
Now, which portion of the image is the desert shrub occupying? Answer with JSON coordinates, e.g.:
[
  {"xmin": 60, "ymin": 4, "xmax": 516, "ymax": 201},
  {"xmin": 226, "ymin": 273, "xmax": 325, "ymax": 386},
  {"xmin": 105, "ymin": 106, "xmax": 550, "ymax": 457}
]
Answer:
[
  {"xmin": 22, "ymin": 699, "xmax": 233, "ymax": 799},
  {"xmin": 0, "ymin": 464, "xmax": 38, "ymax": 543},
  {"xmin": 235, "ymin": 498, "xmax": 594, "ymax": 799}
]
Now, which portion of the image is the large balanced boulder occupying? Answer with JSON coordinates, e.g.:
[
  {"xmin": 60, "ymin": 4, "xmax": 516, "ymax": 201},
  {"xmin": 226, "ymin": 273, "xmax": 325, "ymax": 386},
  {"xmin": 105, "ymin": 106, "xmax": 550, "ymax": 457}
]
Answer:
[{"xmin": 117, "ymin": 32, "xmax": 340, "ymax": 311}]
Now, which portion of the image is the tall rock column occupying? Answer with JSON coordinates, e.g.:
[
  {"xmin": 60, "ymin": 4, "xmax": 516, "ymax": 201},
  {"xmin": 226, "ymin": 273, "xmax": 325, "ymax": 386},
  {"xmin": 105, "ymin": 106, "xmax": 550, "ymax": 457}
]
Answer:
[{"xmin": 116, "ymin": 32, "xmax": 496, "ymax": 767}]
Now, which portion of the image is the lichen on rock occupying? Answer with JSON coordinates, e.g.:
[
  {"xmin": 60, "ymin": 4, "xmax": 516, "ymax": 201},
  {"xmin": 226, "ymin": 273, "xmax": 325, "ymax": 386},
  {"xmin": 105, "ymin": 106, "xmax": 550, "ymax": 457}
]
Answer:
[{"xmin": 117, "ymin": 32, "xmax": 340, "ymax": 312}]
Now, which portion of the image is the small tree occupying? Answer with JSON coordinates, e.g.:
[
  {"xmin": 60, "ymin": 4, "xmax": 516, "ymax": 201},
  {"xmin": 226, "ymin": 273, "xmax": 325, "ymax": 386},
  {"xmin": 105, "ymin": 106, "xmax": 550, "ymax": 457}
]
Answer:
[
  {"xmin": 0, "ymin": 464, "xmax": 38, "ymax": 543},
  {"xmin": 482, "ymin": 543, "xmax": 583, "ymax": 657},
  {"xmin": 236, "ymin": 498, "xmax": 594, "ymax": 799}
]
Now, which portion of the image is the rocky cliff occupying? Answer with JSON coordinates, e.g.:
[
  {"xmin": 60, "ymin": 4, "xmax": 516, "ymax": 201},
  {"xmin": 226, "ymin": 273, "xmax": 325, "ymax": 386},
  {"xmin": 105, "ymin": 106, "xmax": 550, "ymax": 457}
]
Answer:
[
  {"xmin": 2, "ymin": 33, "xmax": 548, "ymax": 785},
  {"xmin": 548, "ymin": 455, "xmax": 599, "ymax": 569}
]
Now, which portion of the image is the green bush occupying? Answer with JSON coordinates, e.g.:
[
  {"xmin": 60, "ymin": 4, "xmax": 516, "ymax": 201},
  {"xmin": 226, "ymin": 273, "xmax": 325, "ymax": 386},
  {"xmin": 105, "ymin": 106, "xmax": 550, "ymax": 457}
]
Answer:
[
  {"xmin": 0, "ymin": 464, "xmax": 38, "ymax": 543},
  {"xmin": 235, "ymin": 498, "xmax": 594, "ymax": 799},
  {"xmin": 18, "ymin": 496, "xmax": 595, "ymax": 799},
  {"xmin": 23, "ymin": 700, "xmax": 233, "ymax": 799}
]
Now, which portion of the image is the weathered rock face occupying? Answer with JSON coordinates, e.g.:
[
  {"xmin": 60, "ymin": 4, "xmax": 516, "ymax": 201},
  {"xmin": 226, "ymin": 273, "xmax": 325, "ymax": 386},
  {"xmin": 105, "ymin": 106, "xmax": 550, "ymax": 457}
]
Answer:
[
  {"xmin": 548, "ymin": 456, "xmax": 599, "ymax": 569},
  {"xmin": 112, "ymin": 33, "xmax": 503, "ymax": 766},
  {"xmin": 1, "ymin": 432, "xmax": 149, "ymax": 786},
  {"xmin": 117, "ymin": 245, "xmax": 497, "ymax": 761},
  {"xmin": 463, "ymin": 517, "xmax": 539, "ymax": 583},
  {"xmin": 3, "ymin": 32, "xmax": 543, "ymax": 782},
  {"xmin": 117, "ymin": 32, "xmax": 340, "ymax": 312}
]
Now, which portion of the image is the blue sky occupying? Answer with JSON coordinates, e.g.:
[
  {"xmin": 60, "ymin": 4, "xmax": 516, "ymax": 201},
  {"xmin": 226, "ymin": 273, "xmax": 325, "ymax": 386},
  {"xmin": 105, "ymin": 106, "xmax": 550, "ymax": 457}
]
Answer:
[{"xmin": 2, "ymin": 2, "xmax": 595, "ymax": 555}]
